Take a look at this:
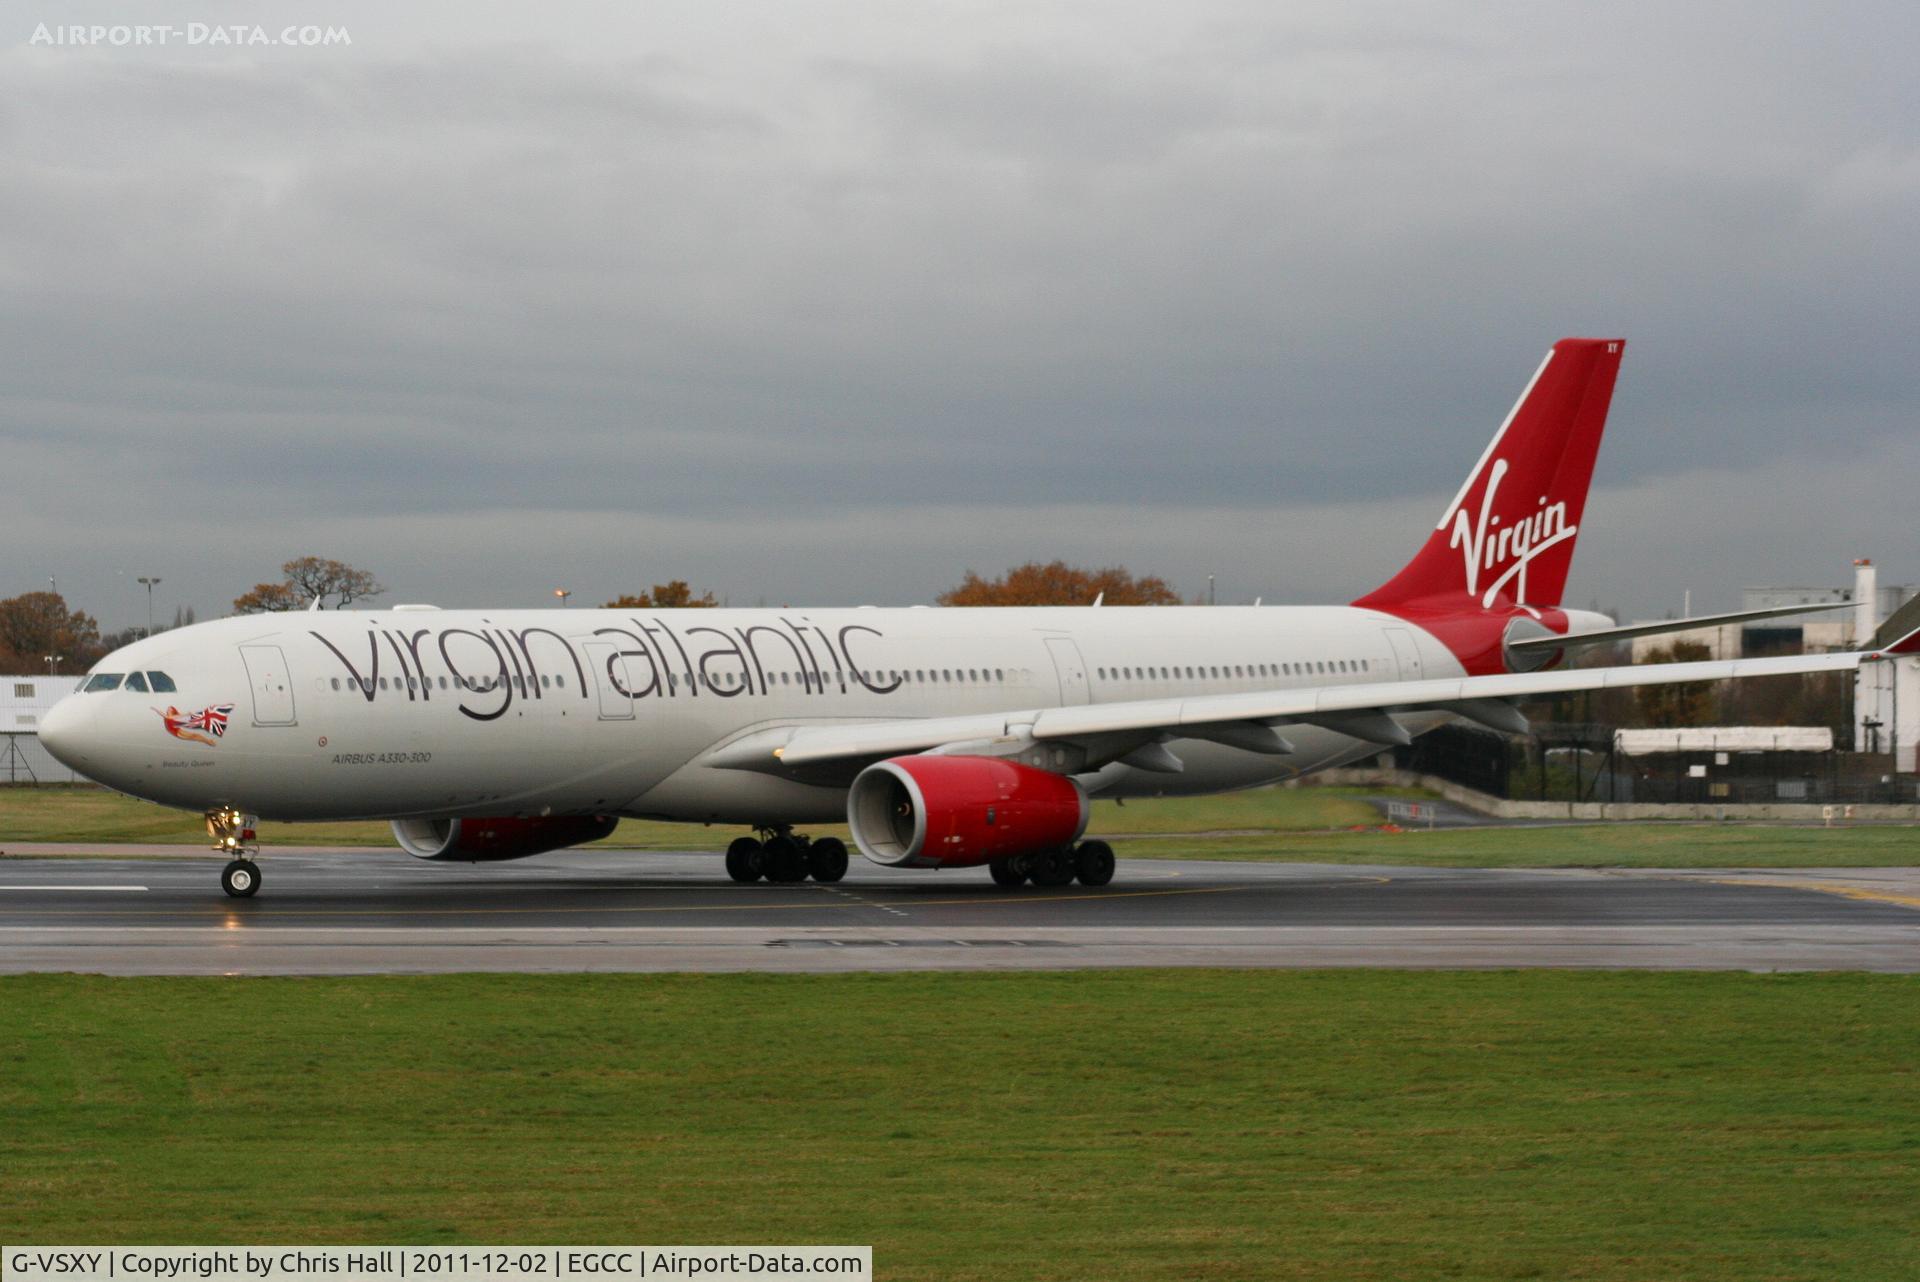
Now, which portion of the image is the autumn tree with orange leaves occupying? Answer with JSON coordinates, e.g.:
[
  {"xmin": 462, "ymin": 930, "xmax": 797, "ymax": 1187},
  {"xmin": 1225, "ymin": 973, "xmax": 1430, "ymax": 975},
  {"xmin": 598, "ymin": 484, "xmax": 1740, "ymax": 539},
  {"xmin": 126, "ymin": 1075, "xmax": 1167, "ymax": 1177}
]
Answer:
[
  {"xmin": 0, "ymin": 592, "xmax": 102, "ymax": 674},
  {"xmin": 604, "ymin": 580, "xmax": 719, "ymax": 609},
  {"xmin": 937, "ymin": 561, "xmax": 1180, "ymax": 607}
]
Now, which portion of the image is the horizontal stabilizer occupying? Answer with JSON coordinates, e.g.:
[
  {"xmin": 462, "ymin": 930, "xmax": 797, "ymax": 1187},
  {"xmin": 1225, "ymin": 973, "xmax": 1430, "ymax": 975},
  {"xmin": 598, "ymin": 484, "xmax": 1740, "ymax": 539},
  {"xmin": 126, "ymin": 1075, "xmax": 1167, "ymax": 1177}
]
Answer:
[
  {"xmin": 1871, "ymin": 624, "xmax": 1920, "ymax": 656},
  {"xmin": 1508, "ymin": 600, "xmax": 1853, "ymax": 653}
]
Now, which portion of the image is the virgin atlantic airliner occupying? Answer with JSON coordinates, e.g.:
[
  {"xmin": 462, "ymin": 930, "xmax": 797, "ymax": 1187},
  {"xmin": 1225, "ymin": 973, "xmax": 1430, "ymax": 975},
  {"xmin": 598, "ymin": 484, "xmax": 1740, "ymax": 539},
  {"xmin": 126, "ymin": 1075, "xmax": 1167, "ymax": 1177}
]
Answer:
[{"xmin": 39, "ymin": 339, "xmax": 1914, "ymax": 896}]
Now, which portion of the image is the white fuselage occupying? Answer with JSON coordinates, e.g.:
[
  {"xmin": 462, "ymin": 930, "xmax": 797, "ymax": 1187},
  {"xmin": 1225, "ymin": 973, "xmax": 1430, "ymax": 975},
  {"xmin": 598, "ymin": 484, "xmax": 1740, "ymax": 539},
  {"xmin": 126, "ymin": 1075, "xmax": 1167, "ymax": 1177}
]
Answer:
[{"xmin": 43, "ymin": 604, "xmax": 1469, "ymax": 823}]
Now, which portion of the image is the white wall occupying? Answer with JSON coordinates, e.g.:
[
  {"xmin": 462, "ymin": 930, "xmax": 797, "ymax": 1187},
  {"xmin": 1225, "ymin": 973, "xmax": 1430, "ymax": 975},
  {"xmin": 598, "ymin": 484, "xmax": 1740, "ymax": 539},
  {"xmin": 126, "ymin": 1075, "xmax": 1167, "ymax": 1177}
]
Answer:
[{"xmin": 1855, "ymin": 657, "xmax": 1920, "ymax": 772}]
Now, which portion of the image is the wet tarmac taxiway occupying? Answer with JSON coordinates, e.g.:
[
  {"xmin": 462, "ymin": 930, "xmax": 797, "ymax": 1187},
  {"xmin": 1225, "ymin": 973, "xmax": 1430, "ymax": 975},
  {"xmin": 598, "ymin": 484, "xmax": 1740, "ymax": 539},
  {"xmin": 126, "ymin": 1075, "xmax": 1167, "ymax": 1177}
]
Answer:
[{"xmin": 0, "ymin": 847, "xmax": 1916, "ymax": 974}]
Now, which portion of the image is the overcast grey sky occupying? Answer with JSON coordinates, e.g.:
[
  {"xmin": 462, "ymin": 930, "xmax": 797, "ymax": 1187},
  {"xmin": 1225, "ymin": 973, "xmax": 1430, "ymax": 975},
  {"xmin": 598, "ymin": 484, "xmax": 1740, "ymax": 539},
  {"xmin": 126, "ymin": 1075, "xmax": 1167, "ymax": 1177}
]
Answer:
[{"xmin": 5, "ymin": 1, "xmax": 1917, "ymax": 630}]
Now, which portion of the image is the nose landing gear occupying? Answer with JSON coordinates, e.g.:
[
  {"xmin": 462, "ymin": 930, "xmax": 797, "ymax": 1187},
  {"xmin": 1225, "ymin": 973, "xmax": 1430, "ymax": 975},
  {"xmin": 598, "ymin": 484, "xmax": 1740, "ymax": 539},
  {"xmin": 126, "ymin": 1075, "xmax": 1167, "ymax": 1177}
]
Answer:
[{"xmin": 207, "ymin": 807, "xmax": 262, "ymax": 898}]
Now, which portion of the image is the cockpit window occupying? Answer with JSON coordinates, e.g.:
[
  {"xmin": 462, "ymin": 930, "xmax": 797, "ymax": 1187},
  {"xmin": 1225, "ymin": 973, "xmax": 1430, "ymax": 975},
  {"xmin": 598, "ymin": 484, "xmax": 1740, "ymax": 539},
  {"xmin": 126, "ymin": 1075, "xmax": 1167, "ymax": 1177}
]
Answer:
[
  {"xmin": 83, "ymin": 673, "xmax": 124, "ymax": 692},
  {"xmin": 148, "ymin": 671, "xmax": 177, "ymax": 692},
  {"xmin": 123, "ymin": 672, "xmax": 150, "ymax": 692}
]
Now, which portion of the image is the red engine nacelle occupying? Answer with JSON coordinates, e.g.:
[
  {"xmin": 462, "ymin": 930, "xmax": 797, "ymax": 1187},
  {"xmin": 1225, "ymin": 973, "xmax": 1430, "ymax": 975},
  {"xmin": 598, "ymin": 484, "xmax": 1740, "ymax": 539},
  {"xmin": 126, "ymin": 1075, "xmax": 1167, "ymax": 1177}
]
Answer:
[
  {"xmin": 847, "ymin": 755, "xmax": 1089, "ymax": 868},
  {"xmin": 390, "ymin": 814, "xmax": 619, "ymax": 862}
]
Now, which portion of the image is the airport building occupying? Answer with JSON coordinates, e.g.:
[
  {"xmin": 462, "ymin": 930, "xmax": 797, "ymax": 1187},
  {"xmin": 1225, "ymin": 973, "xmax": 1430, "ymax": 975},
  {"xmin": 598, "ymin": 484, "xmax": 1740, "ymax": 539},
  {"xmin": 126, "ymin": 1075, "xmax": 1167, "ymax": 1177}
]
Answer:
[
  {"xmin": 1629, "ymin": 561, "xmax": 1918, "ymax": 663},
  {"xmin": 1619, "ymin": 559, "xmax": 1920, "ymax": 771}
]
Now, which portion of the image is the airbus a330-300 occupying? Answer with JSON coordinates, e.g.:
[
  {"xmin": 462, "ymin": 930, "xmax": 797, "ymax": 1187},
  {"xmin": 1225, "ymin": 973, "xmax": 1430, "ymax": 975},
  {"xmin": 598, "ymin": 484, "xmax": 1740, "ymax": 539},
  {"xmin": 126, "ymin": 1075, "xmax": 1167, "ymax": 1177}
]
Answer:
[{"xmin": 39, "ymin": 339, "xmax": 1917, "ymax": 896}]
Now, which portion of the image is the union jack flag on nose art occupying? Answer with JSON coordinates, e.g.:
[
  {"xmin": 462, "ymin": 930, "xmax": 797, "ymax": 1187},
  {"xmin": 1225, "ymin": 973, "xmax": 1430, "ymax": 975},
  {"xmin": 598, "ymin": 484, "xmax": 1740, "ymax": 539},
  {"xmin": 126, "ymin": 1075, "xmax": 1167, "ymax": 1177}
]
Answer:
[
  {"xmin": 156, "ymin": 703, "xmax": 235, "ymax": 747},
  {"xmin": 186, "ymin": 704, "xmax": 232, "ymax": 737}
]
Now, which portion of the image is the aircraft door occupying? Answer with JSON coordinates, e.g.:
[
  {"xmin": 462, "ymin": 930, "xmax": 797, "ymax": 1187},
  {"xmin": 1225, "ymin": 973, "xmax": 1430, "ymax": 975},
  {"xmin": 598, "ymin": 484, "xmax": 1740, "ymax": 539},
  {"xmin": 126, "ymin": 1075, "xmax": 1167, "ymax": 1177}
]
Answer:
[
  {"xmin": 1384, "ymin": 628, "xmax": 1424, "ymax": 682},
  {"xmin": 239, "ymin": 644, "xmax": 297, "ymax": 726},
  {"xmin": 582, "ymin": 641, "xmax": 635, "ymax": 720},
  {"xmin": 1045, "ymin": 637, "xmax": 1092, "ymax": 705}
]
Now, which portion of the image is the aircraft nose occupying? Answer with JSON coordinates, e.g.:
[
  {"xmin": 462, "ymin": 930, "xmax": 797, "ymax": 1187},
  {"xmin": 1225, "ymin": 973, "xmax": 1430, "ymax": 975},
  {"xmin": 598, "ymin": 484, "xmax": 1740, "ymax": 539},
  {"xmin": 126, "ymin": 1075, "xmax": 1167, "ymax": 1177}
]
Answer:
[{"xmin": 37, "ymin": 696, "xmax": 90, "ymax": 769}]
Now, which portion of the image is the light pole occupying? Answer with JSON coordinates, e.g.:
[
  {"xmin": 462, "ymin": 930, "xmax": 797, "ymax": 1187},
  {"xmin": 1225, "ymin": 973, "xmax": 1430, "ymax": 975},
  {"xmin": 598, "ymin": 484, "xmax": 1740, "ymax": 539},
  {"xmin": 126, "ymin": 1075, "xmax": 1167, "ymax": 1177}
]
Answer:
[
  {"xmin": 553, "ymin": 588, "xmax": 572, "ymax": 608},
  {"xmin": 43, "ymin": 654, "xmax": 59, "ymax": 678},
  {"xmin": 137, "ymin": 576, "xmax": 162, "ymax": 638},
  {"xmin": 1207, "ymin": 575, "xmax": 1216, "ymax": 606}
]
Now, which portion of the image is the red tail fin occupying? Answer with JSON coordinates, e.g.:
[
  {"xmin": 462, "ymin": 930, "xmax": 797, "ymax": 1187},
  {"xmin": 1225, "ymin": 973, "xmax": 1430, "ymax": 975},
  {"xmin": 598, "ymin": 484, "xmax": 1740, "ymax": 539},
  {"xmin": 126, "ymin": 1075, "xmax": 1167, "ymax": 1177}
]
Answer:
[{"xmin": 1355, "ymin": 338, "xmax": 1624, "ymax": 613}]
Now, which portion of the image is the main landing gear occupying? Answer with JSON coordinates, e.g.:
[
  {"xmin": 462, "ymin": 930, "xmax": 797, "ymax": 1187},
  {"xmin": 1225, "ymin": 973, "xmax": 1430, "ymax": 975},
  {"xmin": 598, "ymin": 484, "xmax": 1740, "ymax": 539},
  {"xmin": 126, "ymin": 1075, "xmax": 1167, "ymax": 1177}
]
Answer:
[
  {"xmin": 725, "ymin": 828, "xmax": 849, "ymax": 884},
  {"xmin": 206, "ymin": 807, "xmax": 262, "ymax": 898},
  {"xmin": 988, "ymin": 840, "xmax": 1115, "ymax": 890}
]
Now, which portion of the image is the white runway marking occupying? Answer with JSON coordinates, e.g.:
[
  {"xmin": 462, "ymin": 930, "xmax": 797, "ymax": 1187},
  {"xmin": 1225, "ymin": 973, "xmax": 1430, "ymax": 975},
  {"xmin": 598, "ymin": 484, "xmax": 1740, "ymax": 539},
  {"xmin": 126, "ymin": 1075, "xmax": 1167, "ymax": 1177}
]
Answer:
[{"xmin": 0, "ymin": 885, "xmax": 149, "ymax": 892}]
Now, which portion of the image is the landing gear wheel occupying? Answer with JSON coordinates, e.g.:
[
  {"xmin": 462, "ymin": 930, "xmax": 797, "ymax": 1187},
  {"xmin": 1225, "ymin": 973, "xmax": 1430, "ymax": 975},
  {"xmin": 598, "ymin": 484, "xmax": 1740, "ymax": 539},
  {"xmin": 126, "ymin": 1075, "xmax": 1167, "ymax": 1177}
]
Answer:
[
  {"xmin": 725, "ymin": 837, "xmax": 764, "ymax": 883},
  {"xmin": 762, "ymin": 835, "xmax": 809, "ymax": 883},
  {"xmin": 1029, "ymin": 849, "xmax": 1076, "ymax": 888},
  {"xmin": 807, "ymin": 837, "xmax": 849, "ymax": 883},
  {"xmin": 220, "ymin": 859, "xmax": 260, "ymax": 898},
  {"xmin": 988, "ymin": 859, "xmax": 1027, "ymax": 887},
  {"xmin": 1074, "ymin": 840, "xmax": 1116, "ymax": 887}
]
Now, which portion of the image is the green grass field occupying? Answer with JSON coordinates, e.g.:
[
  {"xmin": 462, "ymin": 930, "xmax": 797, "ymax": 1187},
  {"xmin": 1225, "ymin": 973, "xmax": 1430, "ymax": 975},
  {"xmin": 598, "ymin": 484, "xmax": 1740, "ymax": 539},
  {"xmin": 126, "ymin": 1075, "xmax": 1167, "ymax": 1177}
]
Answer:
[
  {"xmin": 5, "ymin": 784, "xmax": 1918, "ymax": 867},
  {"xmin": 3, "ymin": 971, "xmax": 1916, "ymax": 1281}
]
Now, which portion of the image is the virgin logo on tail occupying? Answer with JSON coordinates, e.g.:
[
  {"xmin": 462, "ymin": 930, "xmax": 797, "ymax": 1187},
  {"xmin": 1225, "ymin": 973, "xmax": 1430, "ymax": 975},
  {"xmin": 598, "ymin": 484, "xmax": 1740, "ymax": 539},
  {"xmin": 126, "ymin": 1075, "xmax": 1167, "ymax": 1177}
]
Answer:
[
  {"xmin": 1353, "ymin": 337, "xmax": 1622, "ymax": 621},
  {"xmin": 1445, "ymin": 458, "xmax": 1575, "ymax": 607}
]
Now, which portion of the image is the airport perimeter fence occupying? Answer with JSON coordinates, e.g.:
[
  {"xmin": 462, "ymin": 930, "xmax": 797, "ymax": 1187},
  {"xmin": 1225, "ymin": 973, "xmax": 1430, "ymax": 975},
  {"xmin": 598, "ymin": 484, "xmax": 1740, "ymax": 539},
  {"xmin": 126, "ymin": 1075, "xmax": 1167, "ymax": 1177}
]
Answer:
[
  {"xmin": 0, "ymin": 731, "xmax": 86, "ymax": 784},
  {"xmin": 1396, "ymin": 723, "xmax": 1919, "ymax": 806}
]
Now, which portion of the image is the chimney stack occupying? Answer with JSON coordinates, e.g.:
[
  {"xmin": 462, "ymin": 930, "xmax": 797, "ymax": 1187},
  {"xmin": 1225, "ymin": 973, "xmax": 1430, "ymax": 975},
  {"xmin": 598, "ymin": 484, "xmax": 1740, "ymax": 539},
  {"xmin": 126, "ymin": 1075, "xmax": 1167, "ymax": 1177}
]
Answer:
[{"xmin": 1854, "ymin": 558, "xmax": 1877, "ymax": 645}]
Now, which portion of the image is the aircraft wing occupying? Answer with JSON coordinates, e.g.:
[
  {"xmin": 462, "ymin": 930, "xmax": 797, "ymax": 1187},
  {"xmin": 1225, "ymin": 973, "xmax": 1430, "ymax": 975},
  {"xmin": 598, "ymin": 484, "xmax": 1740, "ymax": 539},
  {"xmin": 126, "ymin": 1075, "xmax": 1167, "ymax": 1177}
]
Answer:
[{"xmin": 709, "ymin": 631, "xmax": 1917, "ymax": 774}]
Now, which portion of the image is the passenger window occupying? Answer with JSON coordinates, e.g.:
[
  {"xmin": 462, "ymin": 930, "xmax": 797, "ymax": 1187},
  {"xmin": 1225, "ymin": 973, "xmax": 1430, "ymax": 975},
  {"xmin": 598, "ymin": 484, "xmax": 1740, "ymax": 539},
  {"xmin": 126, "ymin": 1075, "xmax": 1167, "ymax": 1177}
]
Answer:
[
  {"xmin": 555, "ymin": 674, "xmax": 565, "ymax": 689},
  {"xmin": 148, "ymin": 671, "xmax": 177, "ymax": 692},
  {"xmin": 331, "ymin": 678, "xmax": 341, "ymax": 691},
  {"xmin": 995, "ymin": 668, "xmax": 1004, "ymax": 680},
  {"xmin": 124, "ymin": 672, "xmax": 149, "ymax": 692}
]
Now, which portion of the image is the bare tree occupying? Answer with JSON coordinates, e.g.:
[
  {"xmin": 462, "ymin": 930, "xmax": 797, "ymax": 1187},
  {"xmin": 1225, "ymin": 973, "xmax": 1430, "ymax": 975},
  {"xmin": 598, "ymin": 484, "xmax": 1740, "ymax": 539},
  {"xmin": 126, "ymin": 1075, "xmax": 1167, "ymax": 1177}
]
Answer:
[{"xmin": 233, "ymin": 558, "xmax": 385, "ymax": 613}]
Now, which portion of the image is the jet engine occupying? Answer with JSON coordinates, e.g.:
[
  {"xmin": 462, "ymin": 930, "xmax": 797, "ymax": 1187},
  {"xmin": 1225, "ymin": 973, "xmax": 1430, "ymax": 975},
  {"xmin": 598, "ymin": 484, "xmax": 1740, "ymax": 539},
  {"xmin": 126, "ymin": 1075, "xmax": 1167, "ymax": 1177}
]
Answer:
[
  {"xmin": 391, "ymin": 814, "xmax": 619, "ymax": 862},
  {"xmin": 846, "ymin": 755, "xmax": 1088, "ymax": 868}
]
